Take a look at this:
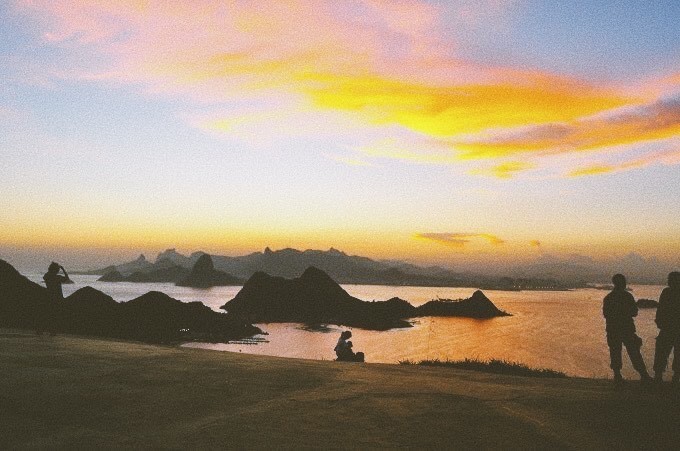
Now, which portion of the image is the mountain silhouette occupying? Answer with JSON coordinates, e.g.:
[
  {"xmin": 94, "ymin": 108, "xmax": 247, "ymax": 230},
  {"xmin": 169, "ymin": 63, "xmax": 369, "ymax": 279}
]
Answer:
[{"xmin": 81, "ymin": 247, "xmax": 571, "ymax": 289}]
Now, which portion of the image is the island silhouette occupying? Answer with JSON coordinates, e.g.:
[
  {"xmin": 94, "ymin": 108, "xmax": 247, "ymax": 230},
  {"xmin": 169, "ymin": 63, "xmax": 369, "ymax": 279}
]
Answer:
[{"xmin": 1, "ymin": 259, "xmax": 509, "ymax": 338}]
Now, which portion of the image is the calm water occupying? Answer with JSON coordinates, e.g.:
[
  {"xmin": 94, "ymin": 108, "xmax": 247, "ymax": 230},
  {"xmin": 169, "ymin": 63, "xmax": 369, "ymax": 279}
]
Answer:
[{"xmin": 26, "ymin": 273, "xmax": 670, "ymax": 378}]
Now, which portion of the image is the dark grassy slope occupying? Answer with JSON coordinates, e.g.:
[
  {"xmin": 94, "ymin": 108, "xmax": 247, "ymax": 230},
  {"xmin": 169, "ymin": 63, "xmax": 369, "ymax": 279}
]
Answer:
[{"xmin": 2, "ymin": 332, "xmax": 680, "ymax": 449}]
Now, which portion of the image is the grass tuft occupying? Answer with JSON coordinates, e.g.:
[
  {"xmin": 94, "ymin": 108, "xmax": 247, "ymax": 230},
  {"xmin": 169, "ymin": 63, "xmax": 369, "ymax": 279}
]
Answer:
[{"xmin": 399, "ymin": 357, "xmax": 567, "ymax": 378}]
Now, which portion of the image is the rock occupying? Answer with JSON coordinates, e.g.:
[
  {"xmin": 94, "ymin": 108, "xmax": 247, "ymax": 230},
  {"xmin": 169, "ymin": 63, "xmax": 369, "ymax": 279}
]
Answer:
[
  {"xmin": 61, "ymin": 287, "xmax": 120, "ymax": 336},
  {"xmin": 177, "ymin": 254, "xmax": 242, "ymax": 288},
  {"xmin": 416, "ymin": 290, "xmax": 510, "ymax": 318},
  {"xmin": 637, "ymin": 298, "xmax": 659, "ymax": 309},
  {"xmin": 0, "ymin": 259, "xmax": 47, "ymax": 328},
  {"xmin": 120, "ymin": 291, "xmax": 261, "ymax": 342}
]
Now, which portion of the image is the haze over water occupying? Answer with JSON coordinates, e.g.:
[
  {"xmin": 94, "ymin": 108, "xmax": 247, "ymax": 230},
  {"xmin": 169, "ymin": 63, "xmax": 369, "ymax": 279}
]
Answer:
[{"xmin": 28, "ymin": 273, "xmax": 667, "ymax": 380}]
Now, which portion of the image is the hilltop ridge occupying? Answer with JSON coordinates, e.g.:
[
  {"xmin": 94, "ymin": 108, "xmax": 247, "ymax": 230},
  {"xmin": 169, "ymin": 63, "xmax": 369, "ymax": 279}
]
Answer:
[{"xmin": 82, "ymin": 247, "xmax": 572, "ymax": 290}]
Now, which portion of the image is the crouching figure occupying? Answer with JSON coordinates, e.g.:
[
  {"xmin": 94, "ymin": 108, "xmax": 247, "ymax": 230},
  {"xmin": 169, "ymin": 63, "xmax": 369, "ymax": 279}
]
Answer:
[{"xmin": 334, "ymin": 330, "xmax": 365, "ymax": 362}]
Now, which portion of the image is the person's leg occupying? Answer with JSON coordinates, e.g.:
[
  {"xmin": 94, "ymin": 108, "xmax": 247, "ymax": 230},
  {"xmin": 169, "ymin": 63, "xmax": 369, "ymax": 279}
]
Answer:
[
  {"xmin": 624, "ymin": 334, "xmax": 651, "ymax": 380},
  {"xmin": 654, "ymin": 330, "xmax": 674, "ymax": 380},
  {"xmin": 608, "ymin": 333, "xmax": 623, "ymax": 381}
]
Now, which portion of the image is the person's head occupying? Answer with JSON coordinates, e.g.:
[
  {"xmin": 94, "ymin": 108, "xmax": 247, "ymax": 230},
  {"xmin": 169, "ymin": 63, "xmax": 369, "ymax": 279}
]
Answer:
[
  {"xmin": 48, "ymin": 262, "xmax": 60, "ymax": 273},
  {"xmin": 612, "ymin": 274, "xmax": 627, "ymax": 290},
  {"xmin": 341, "ymin": 330, "xmax": 352, "ymax": 340},
  {"xmin": 668, "ymin": 272, "xmax": 680, "ymax": 289}
]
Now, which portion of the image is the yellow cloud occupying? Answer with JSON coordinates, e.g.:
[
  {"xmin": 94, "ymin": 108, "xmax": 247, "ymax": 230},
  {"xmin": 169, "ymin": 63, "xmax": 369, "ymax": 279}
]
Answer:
[
  {"xmin": 415, "ymin": 232, "xmax": 506, "ymax": 247},
  {"xmin": 302, "ymin": 73, "xmax": 633, "ymax": 141},
  {"xmin": 469, "ymin": 161, "xmax": 535, "ymax": 178}
]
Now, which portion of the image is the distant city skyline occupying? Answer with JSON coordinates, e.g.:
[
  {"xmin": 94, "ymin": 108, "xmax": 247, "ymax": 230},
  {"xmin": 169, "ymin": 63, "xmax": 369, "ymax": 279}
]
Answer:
[{"xmin": 1, "ymin": 1, "xmax": 679, "ymax": 271}]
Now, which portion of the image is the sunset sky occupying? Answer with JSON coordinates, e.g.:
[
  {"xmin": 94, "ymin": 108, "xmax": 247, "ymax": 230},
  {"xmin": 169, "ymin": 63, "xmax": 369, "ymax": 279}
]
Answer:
[{"xmin": 1, "ymin": 1, "xmax": 679, "ymax": 271}]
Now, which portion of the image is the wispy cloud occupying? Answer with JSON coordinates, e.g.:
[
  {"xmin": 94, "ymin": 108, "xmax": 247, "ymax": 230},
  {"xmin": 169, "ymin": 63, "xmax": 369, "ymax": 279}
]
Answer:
[
  {"xmin": 416, "ymin": 232, "xmax": 506, "ymax": 247},
  {"xmin": 567, "ymin": 146, "xmax": 680, "ymax": 177}
]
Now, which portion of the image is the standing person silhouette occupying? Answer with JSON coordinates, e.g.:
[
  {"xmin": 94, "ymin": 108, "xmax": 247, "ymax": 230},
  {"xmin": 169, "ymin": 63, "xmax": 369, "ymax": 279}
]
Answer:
[
  {"xmin": 40, "ymin": 262, "xmax": 70, "ymax": 335},
  {"xmin": 603, "ymin": 274, "xmax": 651, "ymax": 384},
  {"xmin": 653, "ymin": 272, "xmax": 680, "ymax": 384}
]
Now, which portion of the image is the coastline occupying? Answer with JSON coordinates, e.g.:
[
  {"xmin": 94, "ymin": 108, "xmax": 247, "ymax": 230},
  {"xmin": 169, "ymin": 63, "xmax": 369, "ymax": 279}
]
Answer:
[{"xmin": 1, "ymin": 330, "xmax": 678, "ymax": 449}]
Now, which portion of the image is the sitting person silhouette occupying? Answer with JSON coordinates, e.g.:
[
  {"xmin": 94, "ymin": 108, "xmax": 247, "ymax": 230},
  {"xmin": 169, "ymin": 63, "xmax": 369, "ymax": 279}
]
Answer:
[
  {"xmin": 38, "ymin": 262, "xmax": 71, "ymax": 335},
  {"xmin": 653, "ymin": 271, "xmax": 680, "ymax": 384},
  {"xmin": 603, "ymin": 274, "xmax": 651, "ymax": 384},
  {"xmin": 334, "ymin": 330, "xmax": 364, "ymax": 362}
]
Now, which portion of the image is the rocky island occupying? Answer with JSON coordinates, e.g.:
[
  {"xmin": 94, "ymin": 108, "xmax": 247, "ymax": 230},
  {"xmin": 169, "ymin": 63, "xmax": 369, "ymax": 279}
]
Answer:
[
  {"xmin": 177, "ymin": 254, "xmax": 242, "ymax": 288},
  {"xmin": 221, "ymin": 266, "xmax": 509, "ymax": 330}
]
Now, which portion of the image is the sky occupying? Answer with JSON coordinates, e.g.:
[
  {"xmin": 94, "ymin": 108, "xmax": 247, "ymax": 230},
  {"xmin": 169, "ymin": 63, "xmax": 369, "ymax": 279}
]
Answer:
[{"xmin": 0, "ymin": 0, "xmax": 679, "ymax": 271}]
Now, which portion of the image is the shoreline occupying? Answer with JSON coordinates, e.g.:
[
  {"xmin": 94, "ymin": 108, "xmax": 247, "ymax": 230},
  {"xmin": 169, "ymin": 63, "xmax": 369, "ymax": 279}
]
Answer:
[{"xmin": 2, "ymin": 330, "xmax": 679, "ymax": 449}]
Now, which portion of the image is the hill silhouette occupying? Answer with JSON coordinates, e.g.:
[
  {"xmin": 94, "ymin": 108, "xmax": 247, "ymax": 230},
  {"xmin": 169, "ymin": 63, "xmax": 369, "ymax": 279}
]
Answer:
[
  {"xmin": 0, "ymin": 259, "xmax": 261, "ymax": 343},
  {"xmin": 222, "ymin": 267, "xmax": 508, "ymax": 329}
]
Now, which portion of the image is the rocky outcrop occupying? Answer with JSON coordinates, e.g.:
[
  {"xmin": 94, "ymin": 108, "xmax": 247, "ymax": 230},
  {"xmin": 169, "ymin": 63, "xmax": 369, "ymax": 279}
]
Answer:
[
  {"xmin": 98, "ymin": 270, "xmax": 125, "ymax": 282},
  {"xmin": 0, "ymin": 259, "xmax": 47, "ymax": 328},
  {"xmin": 0, "ymin": 260, "xmax": 261, "ymax": 343},
  {"xmin": 222, "ymin": 267, "xmax": 509, "ymax": 330},
  {"xmin": 117, "ymin": 291, "xmax": 261, "ymax": 342},
  {"xmin": 177, "ymin": 254, "xmax": 242, "ymax": 288},
  {"xmin": 416, "ymin": 291, "xmax": 510, "ymax": 318}
]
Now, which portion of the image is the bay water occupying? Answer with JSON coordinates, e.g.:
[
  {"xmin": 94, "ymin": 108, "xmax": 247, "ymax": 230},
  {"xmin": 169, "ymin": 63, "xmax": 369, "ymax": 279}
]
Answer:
[{"xmin": 25, "ymin": 273, "xmax": 669, "ymax": 379}]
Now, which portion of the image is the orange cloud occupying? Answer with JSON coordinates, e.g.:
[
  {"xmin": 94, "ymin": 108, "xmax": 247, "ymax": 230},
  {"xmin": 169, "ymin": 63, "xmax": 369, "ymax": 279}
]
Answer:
[
  {"xmin": 458, "ymin": 98, "xmax": 680, "ymax": 158},
  {"xmin": 416, "ymin": 233, "xmax": 506, "ymax": 247},
  {"xmin": 529, "ymin": 240, "xmax": 541, "ymax": 247}
]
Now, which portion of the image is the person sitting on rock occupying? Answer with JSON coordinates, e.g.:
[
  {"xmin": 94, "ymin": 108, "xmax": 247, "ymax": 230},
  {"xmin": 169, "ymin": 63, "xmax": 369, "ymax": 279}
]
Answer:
[
  {"xmin": 653, "ymin": 271, "xmax": 680, "ymax": 384},
  {"xmin": 603, "ymin": 274, "xmax": 651, "ymax": 384},
  {"xmin": 334, "ymin": 330, "xmax": 364, "ymax": 362}
]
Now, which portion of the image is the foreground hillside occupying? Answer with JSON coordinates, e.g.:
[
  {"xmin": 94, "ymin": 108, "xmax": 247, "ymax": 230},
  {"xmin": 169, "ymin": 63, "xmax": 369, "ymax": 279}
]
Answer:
[{"xmin": 1, "ymin": 331, "xmax": 679, "ymax": 449}]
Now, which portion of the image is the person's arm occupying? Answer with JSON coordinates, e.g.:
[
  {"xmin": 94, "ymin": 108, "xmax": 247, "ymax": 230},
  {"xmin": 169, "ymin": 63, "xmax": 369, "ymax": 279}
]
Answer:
[
  {"xmin": 60, "ymin": 265, "xmax": 71, "ymax": 282},
  {"xmin": 628, "ymin": 292, "xmax": 638, "ymax": 317},
  {"xmin": 656, "ymin": 288, "xmax": 669, "ymax": 328},
  {"xmin": 603, "ymin": 295, "xmax": 612, "ymax": 318}
]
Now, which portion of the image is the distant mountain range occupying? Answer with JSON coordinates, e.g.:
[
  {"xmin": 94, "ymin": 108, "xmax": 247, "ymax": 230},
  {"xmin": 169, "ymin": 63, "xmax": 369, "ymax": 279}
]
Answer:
[{"xmin": 78, "ymin": 247, "xmax": 575, "ymax": 290}]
